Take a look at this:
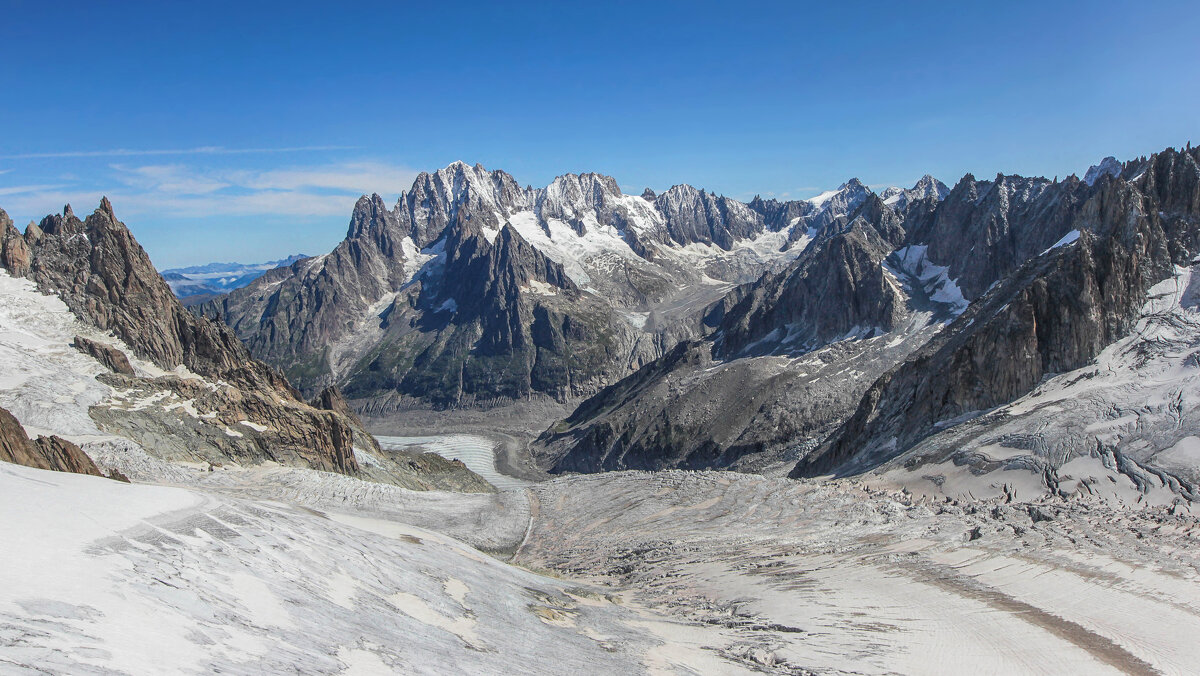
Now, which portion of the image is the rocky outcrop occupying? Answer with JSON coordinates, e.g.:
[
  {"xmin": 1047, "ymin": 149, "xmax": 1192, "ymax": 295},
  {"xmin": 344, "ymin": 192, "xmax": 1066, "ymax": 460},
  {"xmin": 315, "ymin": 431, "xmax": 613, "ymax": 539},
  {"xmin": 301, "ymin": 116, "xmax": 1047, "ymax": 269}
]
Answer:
[
  {"xmin": 310, "ymin": 383, "xmax": 385, "ymax": 457},
  {"xmin": 89, "ymin": 372, "xmax": 357, "ymax": 473},
  {"xmin": 32, "ymin": 435, "xmax": 113, "ymax": 478},
  {"xmin": 72, "ymin": 335, "xmax": 135, "ymax": 375},
  {"xmin": 1, "ymin": 199, "xmax": 363, "ymax": 476},
  {"xmin": 0, "ymin": 404, "xmax": 105, "ymax": 477},
  {"xmin": 310, "ymin": 385, "xmax": 359, "ymax": 422}
]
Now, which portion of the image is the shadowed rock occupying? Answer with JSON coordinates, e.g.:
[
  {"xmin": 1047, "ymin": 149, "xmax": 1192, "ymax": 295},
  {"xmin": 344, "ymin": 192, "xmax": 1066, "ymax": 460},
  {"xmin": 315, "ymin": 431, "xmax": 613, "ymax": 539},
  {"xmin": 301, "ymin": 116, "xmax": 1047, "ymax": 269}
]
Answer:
[
  {"xmin": 0, "ymin": 405, "xmax": 104, "ymax": 477},
  {"xmin": 73, "ymin": 335, "xmax": 135, "ymax": 376}
]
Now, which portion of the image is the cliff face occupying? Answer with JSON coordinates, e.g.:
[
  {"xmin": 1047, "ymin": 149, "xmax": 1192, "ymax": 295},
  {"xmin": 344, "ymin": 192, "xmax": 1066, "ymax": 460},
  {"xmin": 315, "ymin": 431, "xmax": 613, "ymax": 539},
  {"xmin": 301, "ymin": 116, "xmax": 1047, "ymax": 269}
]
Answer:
[{"xmin": 0, "ymin": 200, "xmax": 360, "ymax": 475}]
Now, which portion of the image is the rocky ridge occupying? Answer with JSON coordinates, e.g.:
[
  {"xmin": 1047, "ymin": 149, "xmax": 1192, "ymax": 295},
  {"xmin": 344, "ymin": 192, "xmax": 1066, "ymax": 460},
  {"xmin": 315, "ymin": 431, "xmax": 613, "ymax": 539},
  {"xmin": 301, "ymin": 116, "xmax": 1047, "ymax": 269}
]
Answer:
[
  {"xmin": 536, "ymin": 146, "xmax": 1200, "ymax": 503},
  {"xmin": 797, "ymin": 146, "xmax": 1200, "ymax": 483}
]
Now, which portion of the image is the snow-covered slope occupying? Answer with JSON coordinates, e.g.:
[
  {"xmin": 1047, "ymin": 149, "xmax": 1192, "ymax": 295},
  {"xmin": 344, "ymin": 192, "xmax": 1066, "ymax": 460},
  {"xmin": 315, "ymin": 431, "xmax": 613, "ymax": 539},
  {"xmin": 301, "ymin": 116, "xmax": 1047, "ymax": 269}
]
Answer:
[
  {"xmin": 0, "ymin": 462, "xmax": 674, "ymax": 675},
  {"xmin": 0, "ymin": 268, "xmax": 483, "ymax": 492},
  {"xmin": 876, "ymin": 259, "xmax": 1200, "ymax": 503},
  {"xmin": 0, "ymin": 271, "xmax": 193, "ymax": 442}
]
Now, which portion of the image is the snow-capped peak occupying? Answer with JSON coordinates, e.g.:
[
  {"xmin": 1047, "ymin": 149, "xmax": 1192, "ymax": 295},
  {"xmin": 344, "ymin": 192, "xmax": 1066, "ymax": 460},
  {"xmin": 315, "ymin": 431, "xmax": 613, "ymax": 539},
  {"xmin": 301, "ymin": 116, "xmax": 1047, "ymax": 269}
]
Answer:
[
  {"xmin": 1083, "ymin": 156, "xmax": 1122, "ymax": 186},
  {"xmin": 882, "ymin": 175, "xmax": 950, "ymax": 208},
  {"xmin": 807, "ymin": 183, "xmax": 853, "ymax": 208},
  {"xmin": 806, "ymin": 178, "xmax": 872, "ymax": 212}
]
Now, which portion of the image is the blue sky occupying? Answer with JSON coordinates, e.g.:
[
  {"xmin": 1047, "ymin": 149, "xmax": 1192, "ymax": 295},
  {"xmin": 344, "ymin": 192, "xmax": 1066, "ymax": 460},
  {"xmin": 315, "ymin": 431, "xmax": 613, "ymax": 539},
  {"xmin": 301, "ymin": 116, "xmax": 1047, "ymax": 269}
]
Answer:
[{"xmin": 1, "ymin": 1, "xmax": 1196, "ymax": 268}]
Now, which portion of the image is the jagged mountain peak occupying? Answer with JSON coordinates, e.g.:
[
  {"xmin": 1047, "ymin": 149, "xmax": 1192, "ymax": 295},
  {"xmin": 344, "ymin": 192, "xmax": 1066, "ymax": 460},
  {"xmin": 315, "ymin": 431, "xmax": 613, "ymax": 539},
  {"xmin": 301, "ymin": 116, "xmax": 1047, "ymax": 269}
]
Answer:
[
  {"xmin": 1083, "ymin": 156, "xmax": 1122, "ymax": 186},
  {"xmin": 911, "ymin": 174, "xmax": 949, "ymax": 195},
  {"xmin": 540, "ymin": 172, "xmax": 624, "ymax": 210},
  {"xmin": 807, "ymin": 178, "xmax": 873, "ymax": 209},
  {"xmin": 882, "ymin": 174, "xmax": 951, "ymax": 208},
  {"xmin": 658, "ymin": 182, "xmax": 702, "ymax": 199},
  {"xmin": 98, "ymin": 195, "xmax": 116, "ymax": 219},
  {"xmin": 346, "ymin": 192, "xmax": 394, "ymax": 236}
]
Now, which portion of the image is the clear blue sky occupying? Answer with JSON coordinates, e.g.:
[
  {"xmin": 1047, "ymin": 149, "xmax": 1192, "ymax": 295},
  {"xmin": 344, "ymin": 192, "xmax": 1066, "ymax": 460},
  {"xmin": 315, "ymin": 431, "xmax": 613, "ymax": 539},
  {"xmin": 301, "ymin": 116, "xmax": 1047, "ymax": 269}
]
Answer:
[{"xmin": 1, "ymin": 0, "xmax": 1196, "ymax": 268}]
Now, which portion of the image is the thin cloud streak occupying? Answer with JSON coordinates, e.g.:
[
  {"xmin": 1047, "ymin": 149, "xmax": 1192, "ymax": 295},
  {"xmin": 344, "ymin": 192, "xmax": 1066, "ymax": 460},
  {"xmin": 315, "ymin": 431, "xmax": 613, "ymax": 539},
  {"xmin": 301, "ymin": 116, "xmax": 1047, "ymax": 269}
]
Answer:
[
  {"xmin": 0, "ymin": 159, "xmax": 421, "ymax": 225},
  {"xmin": 0, "ymin": 145, "xmax": 360, "ymax": 160},
  {"xmin": 0, "ymin": 189, "xmax": 358, "ymax": 222},
  {"xmin": 0, "ymin": 184, "xmax": 68, "ymax": 196}
]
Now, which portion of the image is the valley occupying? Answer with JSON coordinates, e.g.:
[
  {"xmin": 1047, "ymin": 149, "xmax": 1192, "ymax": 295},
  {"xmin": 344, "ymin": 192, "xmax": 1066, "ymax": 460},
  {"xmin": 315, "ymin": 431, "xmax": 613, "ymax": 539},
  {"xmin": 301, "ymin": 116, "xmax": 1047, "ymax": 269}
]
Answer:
[
  {"xmin": 4, "ymin": 6, "xmax": 1197, "ymax": 673},
  {"xmin": 1, "ymin": 144, "xmax": 1198, "ymax": 675}
]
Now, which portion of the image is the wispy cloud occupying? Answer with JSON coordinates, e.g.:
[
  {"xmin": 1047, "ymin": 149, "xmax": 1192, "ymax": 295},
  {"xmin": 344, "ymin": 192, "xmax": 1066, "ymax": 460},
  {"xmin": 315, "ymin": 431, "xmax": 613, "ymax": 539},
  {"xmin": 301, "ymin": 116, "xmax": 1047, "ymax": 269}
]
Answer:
[
  {"xmin": 110, "ymin": 164, "xmax": 232, "ymax": 195},
  {"xmin": 236, "ymin": 162, "xmax": 421, "ymax": 193},
  {"xmin": 0, "ymin": 145, "xmax": 359, "ymax": 160},
  {"xmin": 0, "ymin": 184, "xmax": 68, "ymax": 196},
  {"xmin": 0, "ymin": 159, "xmax": 421, "ymax": 222}
]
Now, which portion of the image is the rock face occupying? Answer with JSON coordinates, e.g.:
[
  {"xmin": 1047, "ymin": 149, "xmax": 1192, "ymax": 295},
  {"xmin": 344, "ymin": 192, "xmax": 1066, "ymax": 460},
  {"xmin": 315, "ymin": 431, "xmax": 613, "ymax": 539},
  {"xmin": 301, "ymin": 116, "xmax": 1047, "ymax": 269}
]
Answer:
[
  {"xmin": 901, "ymin": 172, "xmax": 1093, "ymax": 300},
  {"xmin": 202, "ymin": 162, "xmax": 904, "ymax": 415},
  {"xmin": 0, "ymin": 404, "xmax": 104, "ymax": 477},
  {"xmin": 1, "ymin": 199, "xmax": 363, "ymax": 475},
  {"xmin": 0, "ymin": 211, "xmax": 31, "ymax": 276}
]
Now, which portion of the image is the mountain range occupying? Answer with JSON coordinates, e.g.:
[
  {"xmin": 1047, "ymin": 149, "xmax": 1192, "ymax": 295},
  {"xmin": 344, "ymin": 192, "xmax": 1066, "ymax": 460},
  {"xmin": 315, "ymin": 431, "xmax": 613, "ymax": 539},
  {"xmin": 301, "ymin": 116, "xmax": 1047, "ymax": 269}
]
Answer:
[
  {"xmin": 161, "ymin": 255, "xmax": 308, "ymax": 306},
  {"xmin": 199, "ymin": 164, "xmax": 943, "ymax": 408},
  {"xmin": 2, "ymin": 146, "xmax": 1199, "ymax": 674},
  {"xmin": 197, "ymin": 145, "xmax": 1200, "ymax": 503}
]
